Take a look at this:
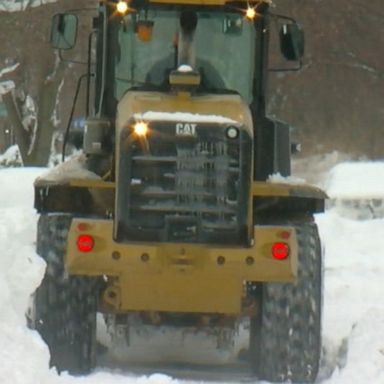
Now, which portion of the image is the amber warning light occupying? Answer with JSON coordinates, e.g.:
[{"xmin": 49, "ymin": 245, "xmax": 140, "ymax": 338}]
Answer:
[
  {"xmin": 116, "ymin": 1, "xmax": 129, "ymax": 15},
  {"xmin": 245, "ymin": 7, "xmax": 257, "ymax": 20}
]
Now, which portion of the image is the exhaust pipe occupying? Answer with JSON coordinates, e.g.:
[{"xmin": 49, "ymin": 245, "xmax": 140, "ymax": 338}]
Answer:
[{"xmin": 177, "ymin": 11, "xmax": 198, "ymax": 69}]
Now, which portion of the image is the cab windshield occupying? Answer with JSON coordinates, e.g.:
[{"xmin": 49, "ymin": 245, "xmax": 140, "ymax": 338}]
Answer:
[{"xmin": 114, "ymin": 9, "xmax": 255, "ymax": 103}]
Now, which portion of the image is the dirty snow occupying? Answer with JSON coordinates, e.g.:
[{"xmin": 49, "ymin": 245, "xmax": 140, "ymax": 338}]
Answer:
[{"xmin": 1, "ymin": 161, "xmax": 384, "ymax": 383}]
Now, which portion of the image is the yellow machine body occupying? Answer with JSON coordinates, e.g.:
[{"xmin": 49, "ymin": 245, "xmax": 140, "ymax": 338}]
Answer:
[{"xmin": 67, "ymin": 219, "xmax": 298, "ymax": 314}]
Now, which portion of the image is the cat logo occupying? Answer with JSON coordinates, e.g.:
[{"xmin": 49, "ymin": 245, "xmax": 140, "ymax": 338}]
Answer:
[{"xmin": 176, "ymin": 123, "xmax": 197, "ymax": 136}]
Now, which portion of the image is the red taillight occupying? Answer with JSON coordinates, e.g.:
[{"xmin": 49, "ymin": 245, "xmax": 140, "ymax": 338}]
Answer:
[
  {"xmin": 77, "ymin": 234, "xmax": 94, "ymax": 252},
  {"xmin": 272, "ymin": 242, "xmax": 289, "ymax": 260}
]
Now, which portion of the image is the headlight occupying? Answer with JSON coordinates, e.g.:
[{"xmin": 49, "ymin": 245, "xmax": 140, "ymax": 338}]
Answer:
[
  {"xmin": 133, "ymin": 122, "xmax": 149, "ymax": 136},
  {"xmin": 226, "ymin": 126, "xmax": 239, "ymax": 140}
]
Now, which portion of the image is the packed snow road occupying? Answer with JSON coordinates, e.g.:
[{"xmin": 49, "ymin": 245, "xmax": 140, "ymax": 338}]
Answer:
[{"xmin": 1, "ymin": 163, "xmax": 384, "ymax": 384}]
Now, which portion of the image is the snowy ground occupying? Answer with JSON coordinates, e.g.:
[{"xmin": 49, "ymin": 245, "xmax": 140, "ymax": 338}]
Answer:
[{"xmin": 1, "ymin": 161, "xmax": 384, "ymax": 384}]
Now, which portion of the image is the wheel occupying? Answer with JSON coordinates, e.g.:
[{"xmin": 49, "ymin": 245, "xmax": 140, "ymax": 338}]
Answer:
[
  {"xmin": 250, "ymin": 222, "xmax": 322, "ymax": 383},
  {"xmin": 31, "ymin": 214, "xmax": 98, "ymax": 375}
]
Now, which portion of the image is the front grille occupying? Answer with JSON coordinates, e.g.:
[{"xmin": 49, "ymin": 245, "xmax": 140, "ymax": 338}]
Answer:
[{"xmin": 116, "ymin": 121, "xmax": 252, "ymax": 245}]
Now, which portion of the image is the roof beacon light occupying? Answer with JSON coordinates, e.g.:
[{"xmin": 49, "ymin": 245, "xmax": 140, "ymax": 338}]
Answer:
[
  {"xmin": 134, "ymin": 121, "xmax": 149, "ymax": 136},
  {"xmin": 245, "ymin": 6, "xmax": 257, "ymax": 21},
  {"xmin": 116, "ymin": 1, "xmax": 129, "ymax": 15}
]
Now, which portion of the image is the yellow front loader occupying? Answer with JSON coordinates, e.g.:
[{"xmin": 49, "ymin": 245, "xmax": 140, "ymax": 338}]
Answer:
[{"xmin": 30, "ymin": 1, "xmax": 325, "ymax": 382}]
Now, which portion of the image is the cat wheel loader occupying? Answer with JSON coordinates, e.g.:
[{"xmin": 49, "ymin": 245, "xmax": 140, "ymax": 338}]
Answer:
[{"xmin": 30, "ymin": 0, "xmax": 325, "ymax": 382}]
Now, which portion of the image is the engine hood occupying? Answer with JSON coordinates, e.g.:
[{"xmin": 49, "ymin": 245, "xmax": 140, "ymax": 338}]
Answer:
[{"xmin": 116, "ymin": 91, "xmax": 253, "ymax": 136}]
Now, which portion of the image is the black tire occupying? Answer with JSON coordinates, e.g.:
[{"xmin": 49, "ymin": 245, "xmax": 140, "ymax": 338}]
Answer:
[
  {"xmin": 31, "ymin": 214, "xmax": 98, "ymax": 375},
  {"xmin": 250, "ymin": 222, "xmax": 322, "ymax": 383}
]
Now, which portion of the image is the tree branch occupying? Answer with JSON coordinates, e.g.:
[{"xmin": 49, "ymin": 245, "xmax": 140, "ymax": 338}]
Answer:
[{"xmin": 1, "ymin": 90, "xmax": 30, "ymax": 163}]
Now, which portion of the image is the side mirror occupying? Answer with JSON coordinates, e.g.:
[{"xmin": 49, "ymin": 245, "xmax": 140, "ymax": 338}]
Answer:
[
  {"xmin": 50, "ymin": 13, "xmax": 78, "ymax": 50},
  {"xmin": 83, "ymin": 117, "xmax": 112, "ymax": 155},
  {"xmin": 279, "ymin": 23, "xmax": 304, "ymax": 61}
]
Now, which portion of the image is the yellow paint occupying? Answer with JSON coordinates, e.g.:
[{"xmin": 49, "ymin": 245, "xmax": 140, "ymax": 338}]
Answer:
[
  {"xmin": 67, "ymin": 179, "xmax": 115, "ymax": 189},
  {"xmin": 66, "ymin": 219, "xmax": 298, "ymax": 314},
  {"xmin": 252, "ymin": 181, "xmax": 327, "ymax": 199},
  {"xmin": 116, "ymin": 92, "xmax": 254, "ymax": 137},
  {"xmin": 169, "ymin": 71, "xmax": 201, "ymax": 86}
]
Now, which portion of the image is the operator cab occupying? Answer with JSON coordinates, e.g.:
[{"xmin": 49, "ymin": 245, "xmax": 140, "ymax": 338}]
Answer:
[{"xmin": 114, "ymin": 7, "xmax": 255, "ymax": 101}]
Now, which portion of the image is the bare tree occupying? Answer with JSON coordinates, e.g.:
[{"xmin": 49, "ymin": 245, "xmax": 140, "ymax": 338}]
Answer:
[
  {"xmin": 269, "ymin": 0, "xmax": 384, "ymax": 158},
  {"xmin": 0, "ymin": 0, "xmax": 94, "ymax": 166},
  {"xmin": 1, "ymin": 0, "xmax": 383, "ymax": 164}
]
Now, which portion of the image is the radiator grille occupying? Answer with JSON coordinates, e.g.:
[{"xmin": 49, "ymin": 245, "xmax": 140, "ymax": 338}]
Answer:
[{"xmin": 116, "ymin": 121, "xmax": 251, "ymax": 244}]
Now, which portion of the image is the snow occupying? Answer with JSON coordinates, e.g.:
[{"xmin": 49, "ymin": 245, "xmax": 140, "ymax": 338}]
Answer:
[
  {"xmin": 268, "ymin": 172, "xmax": 306, "ymax": 185},
  {"xmin": 325, "ymin": 162, "xmax": 384, "ymax": 199},
  {"xmin": 1, "ymin": 162, "xmax": 384, "ymax": 383},
  {"xmin": 0, "ymin": 63, "xmax": 20, "ymax": 78},
  {"xmin": 0, "ymin": 168, "xmax": 52, "ymax": 384},
  {"xmin": 0, "ymin": 145, "xmax": 22, "ymax": 166},
  {"xmin": 0, "ymin": 80, "xmax": 15, "ymax": 95},
  {"xmin": 292, "ymin": 151, "xmax": 352, "ymax": 188},
  {"xmin": 321, "ymin": 162, "xmax": 384, "ymax": 220},
  {"xmin": 177, "ymin": 65, "xmax": 193, "ymax": 73},
  {"xmin": 37, "ymin": 154, "xmax": 101, "ymax": 183},
  {"xmin": 134, "ymin": 112, "xmax": 237, "ymax": 124}
]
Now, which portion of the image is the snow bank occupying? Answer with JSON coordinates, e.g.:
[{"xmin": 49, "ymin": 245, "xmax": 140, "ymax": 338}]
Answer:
[
  {"xmin": 325, "ymin": 162, "xmax": 384, "ymax": 199},
  {"xmin": 1, "ymin": 163, "xmax": 384, "ymax": 383},
  {"xmin": 323, "ymin": 309, "xmax": 384, "ymax": 384},
  {"xmin": 317, "ymin": 211, "xmax": 384, "ymax": 383},
  {"xmin": 0, "ymin": 168, "xmax": 55, "ymax": 384},
  {"xmin": 323, "ymin": 162, "xmax": 384, "ymax": 219},
  {"xmin": 0, "ymin": 167, "xmax": 42, "ymax": 207}
]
